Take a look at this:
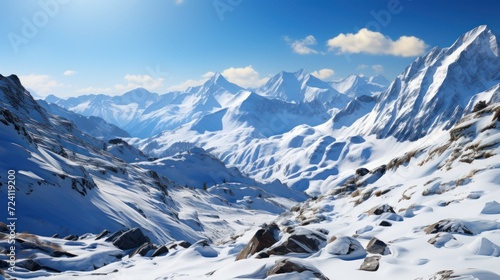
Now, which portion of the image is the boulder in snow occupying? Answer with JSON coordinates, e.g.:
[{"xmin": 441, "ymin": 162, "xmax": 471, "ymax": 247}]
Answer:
[
  {"xmin": 112, "ymin": 228, "xmax": 150, "ymax": 250},
  {"xmin": 236, "ymin": 223, "xmax": 280, "ymax": 260}
]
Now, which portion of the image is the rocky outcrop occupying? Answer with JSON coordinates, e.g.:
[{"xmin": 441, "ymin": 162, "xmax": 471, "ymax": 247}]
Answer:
[
  {"xmin": 111, "ymin": 228, "xmax": 150, "ymax": 250},
  {"xmin": 236, "ymin": 223, "xmax": 280, "ymax": 260},
  {"xmin": 151, "ymin": 245, "xmax": 169, "ymax": 257},
  {"xmin": 129, "ymin": 242, "xmax": 156, "ymax": 257},
  {"xmin": 267, "ymin": 228, "xmax": 327, "ymax": 256},
  {"xmin": 425, "ymin": 219, "xmax": 474, "ymax": 235},
  {"xmin": 267, "ymin": 259, "xmax": 329, "ymax": 280}
]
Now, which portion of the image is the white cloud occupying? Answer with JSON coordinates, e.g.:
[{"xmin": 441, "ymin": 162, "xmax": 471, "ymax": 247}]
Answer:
[
  {"xmin": 285, "ymin": 35, "xmax": 319, "ymax": 55},
  {"xmin": 18, "ymin": 74, "xmax": 64, "ymax": 97},
  {"xmin": 114, "ymin": 74, "xmax": 165, "ymax": 92},
  {"xmin": 311, "ymin": 68, "xmax": 335, "ymax": 81},
  {"xmin": 63, "ymin": 70, "xmax": 76, "ymax": 76},
  {"xmin": 221, "ymin": 65, "xmax": 268, "ymax": 88},
  {"xmin": 372, "ymin": 64, "xmax": 384, "ymax": 74},
  {"xmin": 167, "ymin": 72, "xmax": 214, "ymax": 92},
  {"xmin": 327, "ymin": 28, "xmax": 427, "ymax": 57}
]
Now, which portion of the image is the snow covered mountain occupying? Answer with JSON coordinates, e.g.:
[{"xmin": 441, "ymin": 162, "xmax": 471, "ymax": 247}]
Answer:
[
  {"xmin": 331, "ymin": 74, "xmax": 389, "ymax": 98},
  {"xmin": 0, "ymin": 73, "xmax": 305, "ymax": 269},
  {"xmin": 352, "ymin": 25, "xmax": 500, "ymax": 141},
  {"xmin": 257, "ymin": 69, "xmax": 350, "ymax": 107},
  {"xmin": 37, "ymin": 99, "xmax": 130, "ymax": 139},
  {"xmin": 3, "ymin": 25, "xmax": 500, "ymax": 280}
]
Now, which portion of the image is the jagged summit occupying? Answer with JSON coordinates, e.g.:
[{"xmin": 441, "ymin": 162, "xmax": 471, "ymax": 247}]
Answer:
[{"xmin": 354, "ymin": 25, "xmax": 500, "ymax": 141}]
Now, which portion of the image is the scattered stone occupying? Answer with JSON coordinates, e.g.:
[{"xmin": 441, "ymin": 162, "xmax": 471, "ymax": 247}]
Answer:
[
  {"xmin": 112, "ymin": 228, "xmax": 150, "ymax": 250},
  {"xmin": 95, "ymin": 229, "xmax": 111, "ymax": 240},
  {"xmin": 63, "ymin": 234, "xmax": 78, "ymax": 241},
  {"xmin": 326, "ymin": 236, "xmax": 367, "ymax": 260},
  {"xmin": 379, "ymin": 221, "xmax": 392, "ymax": 227},
  {"xmin": 129, "ymin": 242, "xmax": 156, "ymax": 257},
  {"xmin": 425, "ymin": 219, "xmax": 474, "ymax": 235},
  {"xmin": 360, "ymin": 256, "xmax": 381, "ymax": 271},
  {"xmin": 267, "ymin": 228, "xmax": 327, "ymax": 256},
  {"xmin": 356, "ymin": 168, "xmax": 370, "ymax": 176},
  {"xmin": 368, "ymin": 204, "xmax": 395, "ymax": 215},
  {"xmin": 236, "ymin": 223, "xmax": 280, "ymax": 260},
  {"xmin": 105, "ymin": 229, "xmax": 126, "ymax": 242},
  {"xmin": 17, "ymin": 259, "xmax": 42, "ymax": 271},
  {"xmin": 366, "ymin": 238, "xmax": 391, "ymax": 255},
  {"xmin": 267, "ymin": 259, "xmax": 329, "ymax": 280},
  {"xmin": 428, "ymin": 233, "xmax": 457, "ymax": 248},
  {"xmin": 151, "ymin": 245, "xmax": 169, "ymax": 257}
]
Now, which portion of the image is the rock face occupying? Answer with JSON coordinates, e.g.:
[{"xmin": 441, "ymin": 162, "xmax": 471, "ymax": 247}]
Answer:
[
  {"xmin": 151, "ymin": 245, "xmax": 169, "ymax": 257},
  {"xmin": 267, "ymin": 228, "xmax": 327, "ymax": 256},
  {"xmin": 112, "ymin": 228, "xmax": 150, "ymax": 250},
  {"xmin": 95, "ymin": 229, "xmax": 110, "ymax": 240},
  {"xmin": 267, "ymin": 259, "xmax": 329, "ymax": 280},
  {"xmin": 236, "ymin": 223, "xmax": 280, "ymax": 260},
  {"xmin": 425, "ymin": 219, "xmax": 474, "ymax": 235},
  {"xmin": 366, "ymin": 238, "xmax": 391, "ymax": 255},
  {"xmin": 129, "ymin": 242, "xmax": 156, "ymax": 257},
  {"xmin": 360, "ymin": 256, "xmax": 381, "ymax": 271}
]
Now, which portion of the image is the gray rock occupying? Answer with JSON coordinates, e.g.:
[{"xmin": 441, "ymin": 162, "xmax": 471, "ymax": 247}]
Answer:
[
  {"xmin": 112, "ymin": 228, "xmax": 150, "ymax": 250},
  {"xmin": 236, "ymin": 223, "xmax": 280, "ymax": 260},
  {"xmin": 129, "ymin": 242, "xmax": 156, "ymax": 257},
  {"xmin": 63, "ymin": 234, "xmax": 78, "ymax": 241},
  {"xmin": 425, "ymin": 219, "xmax": 474, "ymax": 235},
  {"xmin": 368, "ymin": 204, "xmax": 395, "ymax": 215},
  {"xmin": 17, "ymin": 259, "xmax": 42, "ymax": 271},
  {"xmin": 151, "ymin": 245, "xmax": 169, "ymax": 257},
  {"xmin": 267, "ymin": 259, "xmax": 329, "ymax": 280},
  {"xmin": 360, "ymin": 256, "xmax": 381, "ymax": 271},
  {"xmin": 95, "ymin": 229, "xmax": 110, "ymax": 240},
  {"xmin": 267, "ymin": 228, "xmax": 327, "ymax": 256},
  {"xmin": 366, "ymin": 238, "xmax": 391, "ymax": 255}
]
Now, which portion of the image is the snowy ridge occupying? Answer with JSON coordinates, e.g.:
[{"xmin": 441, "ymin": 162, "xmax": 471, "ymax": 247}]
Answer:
[{"xmin": 353, "ymin": 25, "xmax": 500, "ymax": 141}]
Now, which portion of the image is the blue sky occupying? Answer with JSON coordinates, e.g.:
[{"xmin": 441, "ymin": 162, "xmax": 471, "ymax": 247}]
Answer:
[{"xmin": 1, "ymin": 0, "xmax": 499, "ymax": 98}]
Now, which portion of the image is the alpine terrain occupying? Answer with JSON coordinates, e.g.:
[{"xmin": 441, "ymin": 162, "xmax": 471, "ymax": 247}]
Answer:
[{"xmin": 1, "ymin": 25, "xmax": 499, "ymax": 280}]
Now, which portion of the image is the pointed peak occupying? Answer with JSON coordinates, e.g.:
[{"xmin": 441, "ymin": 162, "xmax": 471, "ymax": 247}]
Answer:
[{"xmin": 294, "ymin": 69, "xmax": 310, "ymax": 79}]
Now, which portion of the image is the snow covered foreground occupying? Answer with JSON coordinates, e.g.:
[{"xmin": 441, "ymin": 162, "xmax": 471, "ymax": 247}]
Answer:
[{"xmin": 0, "ymin": 25, "xmax": 499, "ymax": 279}]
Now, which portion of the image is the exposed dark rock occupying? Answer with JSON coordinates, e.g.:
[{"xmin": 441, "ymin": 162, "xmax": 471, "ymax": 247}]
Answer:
[
  {"xmin": 151, "ymin": 245, "xmax": 169, "ymax": 257},
  {"xmin": 379, "ymin": 221, "xmax": 392, "ymax": 227},
  {"xmin": 368, "ymin": 204, "xmax": 395, "ymax": 215},
  {"xmin": 366, "ymin": 238, "xmax": 391, "ymax": 255},
  {"xmin": 425, "ymin": 219, "xmax": 474, "ymax": 235},
  {"xmin": 17, "ymin": 259, "xmax": 42, "ymax": 271},
  {"xmin": 63, "ymin": 234, "xmax": 78, "ymax": 241},
  {"xmin": 95, "ymin": 229, "xmax": 110, "ymax": 240},
  {"xmin": 105, "ymin": 229, "xmax": 127, "ymax": 242},
  {"xmin": 236, "ymin": 223, "xmax": 280, "ymax": 260},
  {"xmin": 267, "ymin": 259, "xmax": 329, "ymax": 280},
  {"xmin": 0, "ymin": 260, "xmax": 9, "ymax": 268},
  {"xmin": 356, "ymin": 168, "xmax": 370, "ymax": 176},
  {"xmin": 112, "ymin": 228, "xmax": 150, "ymax": 250},
  {"xmin": 255, "ymin": 251, "xmax": 269, "ymax": 259},
  {"xmin": 360, "ymin": 256, "xmax": 381, "ymax": 271},
  {"xmin": 267, "ymin": 228, "xmax": 327, "ymax": 256},
  {"xmin": 129, "ymin": 242, "xmax": 156, "ymax": 257},
  {"xmin": 168, "ymin": 240, "xmax": 192, "ymax": 250}
]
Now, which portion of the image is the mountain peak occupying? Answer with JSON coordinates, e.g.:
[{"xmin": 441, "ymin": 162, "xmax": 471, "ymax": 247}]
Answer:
[{"xmin": 201, "ymin": 72, "xmax": 243, "ymax": 93}]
